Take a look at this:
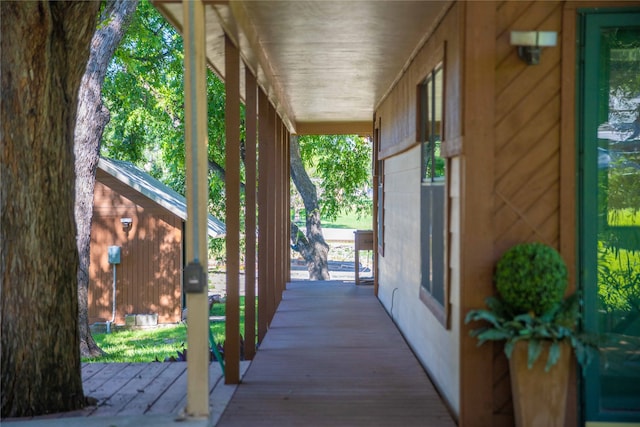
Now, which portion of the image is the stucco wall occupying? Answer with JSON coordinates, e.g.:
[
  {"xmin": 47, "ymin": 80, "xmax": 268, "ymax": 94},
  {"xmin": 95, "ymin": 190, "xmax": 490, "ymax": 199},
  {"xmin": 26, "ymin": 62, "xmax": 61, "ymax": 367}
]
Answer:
[{"xmin": 377, "ymin": 146, "xmax": 460, "ymax": 416}]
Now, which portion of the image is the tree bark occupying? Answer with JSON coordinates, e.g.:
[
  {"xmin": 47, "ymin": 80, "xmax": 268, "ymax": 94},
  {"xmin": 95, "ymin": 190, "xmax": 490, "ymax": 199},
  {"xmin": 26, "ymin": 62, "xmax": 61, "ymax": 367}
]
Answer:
[
  {"xmin": 289, "ymin": 136, "xmax": 330, "ymax": 280},
  {"xmin": 75, "ymin": 0, "xmax": 138, "ymax": 359},
  {"xmin": 1, "ymin": 1, "xmax": 100, "ymax": 417},
  {"xmin": 208, "ymin": 157, "xmax": 246, "ymax": 192}
]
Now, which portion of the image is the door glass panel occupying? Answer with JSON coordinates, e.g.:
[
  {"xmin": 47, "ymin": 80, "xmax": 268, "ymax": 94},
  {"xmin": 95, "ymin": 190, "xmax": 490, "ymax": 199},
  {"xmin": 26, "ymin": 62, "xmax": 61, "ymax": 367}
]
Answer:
[{"xmin": 590, "ymin": 19, "xmax": 640, "ymax": 417}]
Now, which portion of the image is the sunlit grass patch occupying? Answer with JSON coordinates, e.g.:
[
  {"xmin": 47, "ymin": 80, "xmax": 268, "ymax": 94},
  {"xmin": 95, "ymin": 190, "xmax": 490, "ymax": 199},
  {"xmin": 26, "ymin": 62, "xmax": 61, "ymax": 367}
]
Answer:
[
  {"xmin": 86, "ymin": 324, "xmax": 187, "ymax": 363},
  {"xmin": 84, "ymin": 296, "xmax": 256, "ymax": 363}
]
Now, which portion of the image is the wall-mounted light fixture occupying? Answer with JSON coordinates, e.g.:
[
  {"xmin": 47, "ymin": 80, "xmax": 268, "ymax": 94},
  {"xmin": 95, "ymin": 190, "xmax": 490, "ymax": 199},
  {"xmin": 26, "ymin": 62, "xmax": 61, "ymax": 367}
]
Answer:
[
  {"xmin": 510, "ymin": 31, "xmax": 557, "ymax": 65},
  {"xmin": 120, "ymin": 217, "xmax": 133, "ymax": 233}
]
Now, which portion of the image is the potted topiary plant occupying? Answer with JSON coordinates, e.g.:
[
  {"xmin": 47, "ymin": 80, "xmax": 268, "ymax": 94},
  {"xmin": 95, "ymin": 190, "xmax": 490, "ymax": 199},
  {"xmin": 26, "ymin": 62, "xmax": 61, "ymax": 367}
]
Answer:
[{"xmin": 465, "ymin": 242, "xmax": 594, "ymax": 427}]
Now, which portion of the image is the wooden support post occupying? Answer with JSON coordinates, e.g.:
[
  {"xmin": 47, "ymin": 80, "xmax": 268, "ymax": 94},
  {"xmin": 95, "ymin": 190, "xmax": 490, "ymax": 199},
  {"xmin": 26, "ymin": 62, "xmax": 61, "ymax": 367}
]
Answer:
[
  {"xmin": 372, "ymin": 117, "xmax": 380, "ymax": 296},
  {"xmin": 183, "ymin": 0, "xmax": 209, "ymax": 417},
  {"xmin": 285, "ymin": 129, "xmax": 291, "ymax": 284},
  {"xmin": 267, "ymin": 102, "xmax": 277, "ymax": 321},
  {"xmin": 459, "ymin": 2, "xmax": 496, "ymax": 426},
  {"xmin": 224, "ymin": 34, "xmax": 240, "ymax": 385},
  {"xmin": 264, "ymin": 101, "xmax": 272, "ymax": 326},
  {"xmin": 280, "ymin": 122, "xmax": 288, "ymax": 294},
  {"xmin": 274, "ymin": 116, "xmax": 282, "ymax": 302},
  {"xmin": 244, "ymin": 65, "xmax": 257, "ymax": 360},
  {"xmin": 255, "ymin": 94, "xmax": 291, "ymax": 331},
  {"xmin": 257, "ymin": 88, "xmax": 270, "ymax": 343}
]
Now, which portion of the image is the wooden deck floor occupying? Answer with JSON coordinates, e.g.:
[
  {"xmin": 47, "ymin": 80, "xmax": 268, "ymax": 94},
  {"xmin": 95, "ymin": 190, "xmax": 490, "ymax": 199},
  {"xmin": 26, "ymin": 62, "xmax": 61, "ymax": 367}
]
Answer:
[
  {"xmin": 3, "ymin": 361, "xmax": 247, "ymax": 426},
  {"xmin": 81, "ymin": 362, "xmax": 211, "ymax": 417},
  {"xmin": 217, "ymin": 281, "xmax": 457, "ymax": 427}
]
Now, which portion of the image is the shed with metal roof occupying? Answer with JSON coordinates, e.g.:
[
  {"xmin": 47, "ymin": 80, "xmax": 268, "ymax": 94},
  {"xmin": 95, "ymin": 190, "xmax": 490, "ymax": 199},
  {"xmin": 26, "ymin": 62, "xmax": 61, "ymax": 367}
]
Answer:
[{"xmin": 89, "ymin": 157, "xmax": 225, "ymax": 325}]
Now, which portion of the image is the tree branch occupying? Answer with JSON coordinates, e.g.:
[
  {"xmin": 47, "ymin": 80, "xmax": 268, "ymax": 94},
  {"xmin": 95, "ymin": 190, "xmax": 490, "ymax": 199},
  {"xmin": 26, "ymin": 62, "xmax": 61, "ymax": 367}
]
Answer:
[
  {"xmin": 290, "ymin": 135, "xmax": 330, "ymax": 279},
  {"xmin": 75, "ymin": 0, "xmax": 139, "ymax": 358}
]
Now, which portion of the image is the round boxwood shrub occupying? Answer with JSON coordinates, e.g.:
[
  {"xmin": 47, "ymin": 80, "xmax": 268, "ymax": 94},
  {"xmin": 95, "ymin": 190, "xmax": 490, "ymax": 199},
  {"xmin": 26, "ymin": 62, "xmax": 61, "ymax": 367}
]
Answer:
[{"xmin": 494, "ymin": 242, "xmax": 568, "ymax": 316}]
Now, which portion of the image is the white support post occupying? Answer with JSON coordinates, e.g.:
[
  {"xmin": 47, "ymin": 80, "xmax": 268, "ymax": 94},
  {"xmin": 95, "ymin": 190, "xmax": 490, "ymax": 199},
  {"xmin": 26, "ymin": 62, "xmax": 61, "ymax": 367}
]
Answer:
[{"xmin": 183, "ymin": 0, "xmax": 209, "ymax": 418}]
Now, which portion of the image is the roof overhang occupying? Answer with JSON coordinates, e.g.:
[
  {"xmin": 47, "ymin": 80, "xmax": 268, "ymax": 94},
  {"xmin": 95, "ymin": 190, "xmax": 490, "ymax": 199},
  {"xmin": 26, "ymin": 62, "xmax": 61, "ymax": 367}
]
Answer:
[{"xmin": 154, "ymin": 0, "xmax": 452, "ymax": 135}]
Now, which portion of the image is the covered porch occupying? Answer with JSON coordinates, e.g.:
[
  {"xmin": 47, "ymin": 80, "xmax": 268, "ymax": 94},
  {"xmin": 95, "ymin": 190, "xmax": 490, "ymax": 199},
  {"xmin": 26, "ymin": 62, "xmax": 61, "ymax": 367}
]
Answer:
[{"xmin": 149, "ymin": 0, "xmax": 456, "ymax": 420}]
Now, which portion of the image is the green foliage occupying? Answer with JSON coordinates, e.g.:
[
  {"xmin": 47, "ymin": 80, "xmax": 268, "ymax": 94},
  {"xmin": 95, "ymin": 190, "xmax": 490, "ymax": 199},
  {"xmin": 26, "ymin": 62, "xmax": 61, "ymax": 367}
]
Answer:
[
  {"xmin": 598, "ymin": 244, "xmax": 640, "ymax": 313},
  {"xmin": 102, "ymin": 0, "xmax": 184, "ymax": 165},
  {"xmin": 607, "ymin": 161, "xmax": 640, "ymax": 214},
  {"xmin": 423, "ymin": 140, "xmax": 445, "ymax": 180},
  {"xmin": 102, "ymin": 3, "xmax": 373, "ymax": 264},
  {"xmin": 101, "ymin": 0, "xmax": 232, "ymax": 224},
  {"xmin": 466, "ymin": 295, "xmax": 595, "ymax": 373},
  {"xmin": 466, "ymin": 243, "xmax": 596, "ymax": 373},
  {"xmin": 298, "ymin": 135, "xmax": 372, "ymax": 221},
  {"xmin": 495, "ymin": 242, "xmax": 567, "ymax": 316}
]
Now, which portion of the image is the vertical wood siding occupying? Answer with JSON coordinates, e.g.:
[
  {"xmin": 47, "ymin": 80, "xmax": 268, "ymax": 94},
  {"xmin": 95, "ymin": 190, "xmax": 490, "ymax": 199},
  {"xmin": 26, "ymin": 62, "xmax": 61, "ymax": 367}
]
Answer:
[{"xmin": 89, "ymin": 177, "xmax": 182, "ymax": 324}]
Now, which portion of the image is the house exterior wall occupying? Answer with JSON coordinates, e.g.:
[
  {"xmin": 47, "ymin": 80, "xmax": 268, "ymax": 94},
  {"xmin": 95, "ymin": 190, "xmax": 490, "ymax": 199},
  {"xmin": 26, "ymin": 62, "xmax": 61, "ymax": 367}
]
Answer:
[
  {"xmin": 375, "ymin": 2, "xmax": 462, "ymax": 417},
  {"xmin": 378, "ymin": 147, "xmax": 461, "ymax": 415},
  {"xmin": 490, "ymin": 2, "xmax": 566, "ymax": 425},
  {"xmin": 89, "ymin": 173, "xmax": 183, "ymax": 324},
  {"xmin": 376, "ymin": 1, "xmax": 637, "ymax": 425}
]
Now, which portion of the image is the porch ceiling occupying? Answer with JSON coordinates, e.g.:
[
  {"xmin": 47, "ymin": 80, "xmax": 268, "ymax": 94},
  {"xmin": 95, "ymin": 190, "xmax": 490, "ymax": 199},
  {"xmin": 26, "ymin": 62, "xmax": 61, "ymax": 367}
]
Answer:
[{"xmin": 155, "ymin": 1, "xmax": 451, "ymax": 135}]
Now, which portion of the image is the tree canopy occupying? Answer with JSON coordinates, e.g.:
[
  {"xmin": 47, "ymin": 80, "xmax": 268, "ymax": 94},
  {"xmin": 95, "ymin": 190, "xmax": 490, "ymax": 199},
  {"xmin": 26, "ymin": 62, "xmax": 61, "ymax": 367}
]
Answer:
[
  {"xmin": 100, "ymin": 0, "xmax": 373, "ymax": 272},
  {"xmin": 297, "ymin": 134, "xmax": 372, "ymax": 221},
  {"xmin": 101, "ymin": 0, "xmax": 231, "ymax": 222}
]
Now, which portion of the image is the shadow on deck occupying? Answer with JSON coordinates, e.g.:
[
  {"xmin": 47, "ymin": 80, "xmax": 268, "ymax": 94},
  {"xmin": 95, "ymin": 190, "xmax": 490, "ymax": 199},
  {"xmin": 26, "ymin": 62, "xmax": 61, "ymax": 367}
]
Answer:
[
  {"xmin": 3, "ymin": 281, "xmax": 456, "ymax": 426},
  {"xmin": 217, "ymin": 280, "xmax": 457, "ymax": 426},
  {"xmin": 3, "ymin": 357, "xmax": 249, "ymax": 427}
]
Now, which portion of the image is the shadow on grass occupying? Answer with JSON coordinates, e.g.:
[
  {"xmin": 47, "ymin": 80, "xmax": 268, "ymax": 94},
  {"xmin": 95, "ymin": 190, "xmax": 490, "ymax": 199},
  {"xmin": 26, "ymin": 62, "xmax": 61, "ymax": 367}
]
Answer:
[{"xmin": 85, "ymin": 297, "xmax": 256, "ymax": 363}]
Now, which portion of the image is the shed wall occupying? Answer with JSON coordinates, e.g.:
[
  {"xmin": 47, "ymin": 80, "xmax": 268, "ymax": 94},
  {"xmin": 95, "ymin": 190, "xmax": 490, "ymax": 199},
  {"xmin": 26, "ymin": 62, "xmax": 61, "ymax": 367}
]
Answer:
[{"xmin": 89, "ymin": 175, "xmax": 183, "ymax": 324}]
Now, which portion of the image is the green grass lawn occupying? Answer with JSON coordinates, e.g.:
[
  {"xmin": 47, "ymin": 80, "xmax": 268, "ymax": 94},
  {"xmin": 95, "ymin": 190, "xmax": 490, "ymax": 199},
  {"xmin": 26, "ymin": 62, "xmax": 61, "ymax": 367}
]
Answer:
[
  {"xmin": 85, "ymin": 296, "xmax": 254, "ymax": 363},
  {"xmin": 294, "ymin": 210, "xmax": 372, "ymax": 230},
  {"xmin": 85, "ymin": 325, "xmax": 188, "ymax": 363}
]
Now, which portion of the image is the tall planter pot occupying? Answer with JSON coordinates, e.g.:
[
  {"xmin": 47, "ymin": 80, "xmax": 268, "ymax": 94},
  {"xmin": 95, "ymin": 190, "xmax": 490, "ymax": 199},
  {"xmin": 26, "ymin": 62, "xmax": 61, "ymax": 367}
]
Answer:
[{"xmin": 509, "ymin": 340, "xmax": 571, "ymax": 427}]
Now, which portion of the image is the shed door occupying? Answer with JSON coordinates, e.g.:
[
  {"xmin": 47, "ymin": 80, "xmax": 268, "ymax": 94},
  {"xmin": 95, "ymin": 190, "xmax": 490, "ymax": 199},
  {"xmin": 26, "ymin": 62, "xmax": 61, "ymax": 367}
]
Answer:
[{"xmin": 578, "ymin": 9, "xmax": 640, "ymax": 422}]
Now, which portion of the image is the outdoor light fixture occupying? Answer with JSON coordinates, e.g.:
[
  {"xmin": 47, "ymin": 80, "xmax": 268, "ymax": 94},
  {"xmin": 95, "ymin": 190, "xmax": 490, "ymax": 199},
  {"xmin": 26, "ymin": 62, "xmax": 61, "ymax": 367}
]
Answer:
[
  {"xmin": 510, "ymin": 31, "xmax": 557, "ymax": 65},
  {"xmin": 120, "ymin": 217, "xmax": 133, "ymax": 233}
]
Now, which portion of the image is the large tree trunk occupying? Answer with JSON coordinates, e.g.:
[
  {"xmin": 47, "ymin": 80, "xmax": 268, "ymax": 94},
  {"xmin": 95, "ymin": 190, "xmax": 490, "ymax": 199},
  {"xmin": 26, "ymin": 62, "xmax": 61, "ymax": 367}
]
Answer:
[
  {"xmin": 289, "ymin": 136, "xmax": 330, "ymax": 280},
  {"xmin": 75, "ymin": 0, "xmax": 138, "ymax": 359},
  {"xmin": 1, "ymin": 1, "xmax": 99, "ymax": 417}
]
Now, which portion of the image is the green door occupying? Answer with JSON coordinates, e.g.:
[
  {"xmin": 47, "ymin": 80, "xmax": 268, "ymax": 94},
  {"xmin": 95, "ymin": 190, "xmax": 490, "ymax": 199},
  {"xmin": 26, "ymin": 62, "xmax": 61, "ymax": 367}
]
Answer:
[{"xmin": 579, "ymin": 9, "xmax": 640, "ymax": 422}]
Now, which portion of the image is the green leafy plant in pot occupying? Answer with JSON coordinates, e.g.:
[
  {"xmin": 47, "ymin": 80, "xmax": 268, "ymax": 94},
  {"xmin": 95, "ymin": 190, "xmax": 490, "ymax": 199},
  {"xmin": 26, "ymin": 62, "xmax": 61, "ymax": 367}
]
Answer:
[{"xmin": 465, "ymin": 242, "xmax": 594, "ymax": 427}]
